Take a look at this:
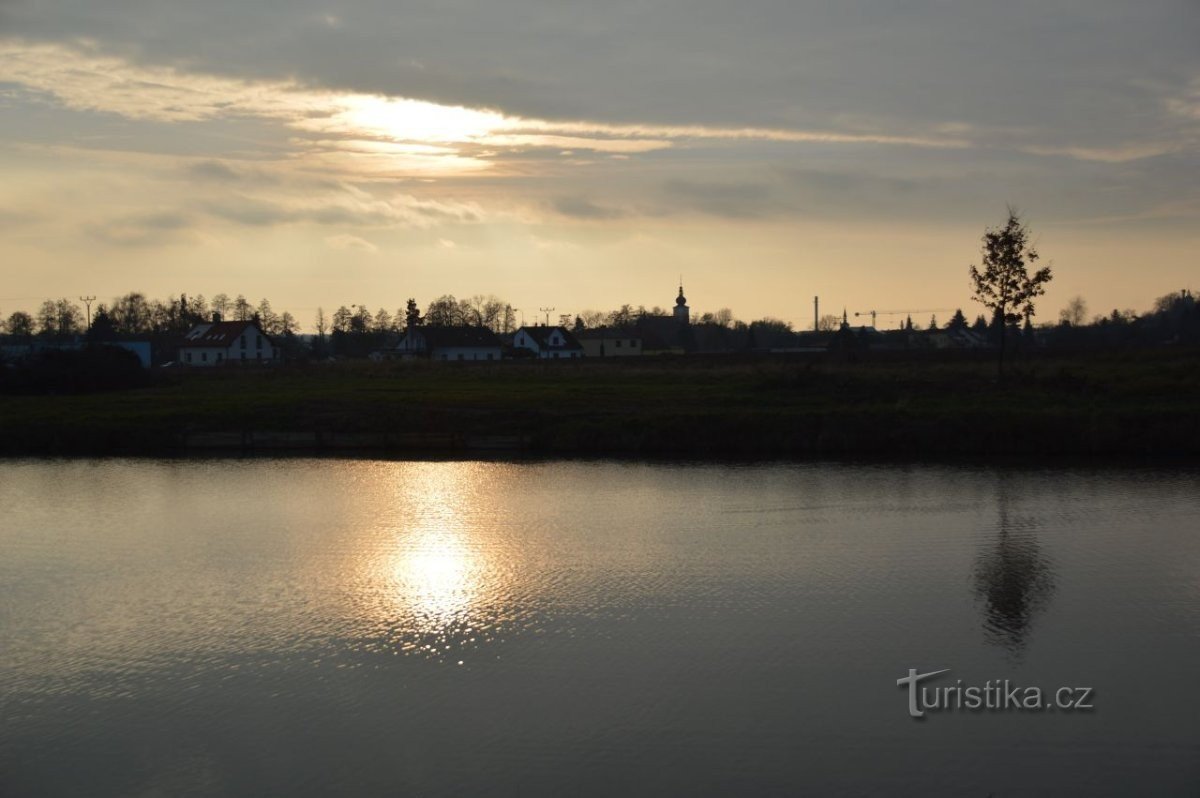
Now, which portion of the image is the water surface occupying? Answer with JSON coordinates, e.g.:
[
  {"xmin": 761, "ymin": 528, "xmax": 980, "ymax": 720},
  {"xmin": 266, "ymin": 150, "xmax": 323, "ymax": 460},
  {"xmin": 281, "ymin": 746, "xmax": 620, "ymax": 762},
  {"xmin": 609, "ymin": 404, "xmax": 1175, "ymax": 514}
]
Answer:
[{"xmin": 1, "ymin": 459, "xmax": 1197, "ymax": 795}]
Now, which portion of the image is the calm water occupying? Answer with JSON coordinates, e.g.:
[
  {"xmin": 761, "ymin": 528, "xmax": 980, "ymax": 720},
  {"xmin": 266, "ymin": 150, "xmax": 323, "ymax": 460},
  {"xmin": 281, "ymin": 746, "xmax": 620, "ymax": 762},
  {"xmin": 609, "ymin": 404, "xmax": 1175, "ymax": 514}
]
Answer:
[{"xmin": 1, "ymin": 459, "xmax": 1197, "ymax": 796}]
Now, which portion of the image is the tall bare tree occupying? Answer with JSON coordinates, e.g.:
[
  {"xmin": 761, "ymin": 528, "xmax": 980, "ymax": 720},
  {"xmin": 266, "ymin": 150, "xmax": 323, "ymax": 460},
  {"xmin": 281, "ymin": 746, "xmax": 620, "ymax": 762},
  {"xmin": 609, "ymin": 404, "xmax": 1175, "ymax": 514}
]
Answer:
[{"xmin": 1059, "ymin": 296, "xmax": 1087, "ymax": 327}]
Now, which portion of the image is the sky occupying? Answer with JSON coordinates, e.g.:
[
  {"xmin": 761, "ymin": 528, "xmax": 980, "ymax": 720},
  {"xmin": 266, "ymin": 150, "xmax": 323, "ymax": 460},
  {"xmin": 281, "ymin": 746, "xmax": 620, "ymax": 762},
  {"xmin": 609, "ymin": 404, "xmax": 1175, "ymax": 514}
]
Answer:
[{"xmin": 1, "ymin": 0, "xmax": 1197, "ymax": 330}]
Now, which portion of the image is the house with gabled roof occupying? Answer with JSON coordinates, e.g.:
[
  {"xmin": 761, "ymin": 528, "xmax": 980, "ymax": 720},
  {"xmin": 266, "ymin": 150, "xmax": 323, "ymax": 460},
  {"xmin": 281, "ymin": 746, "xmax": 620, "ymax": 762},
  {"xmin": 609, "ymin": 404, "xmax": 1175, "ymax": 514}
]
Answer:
[
  {"xmin": 512, "ymin": 326, "xmax": 584, "ymax": 359},
  {"xmin": 178, "ymin": 318, "xmax": 279, "ymax": 365},
  {"xmin": 396, "ymin": 325, "xmax": 502, "ymax": 361}
]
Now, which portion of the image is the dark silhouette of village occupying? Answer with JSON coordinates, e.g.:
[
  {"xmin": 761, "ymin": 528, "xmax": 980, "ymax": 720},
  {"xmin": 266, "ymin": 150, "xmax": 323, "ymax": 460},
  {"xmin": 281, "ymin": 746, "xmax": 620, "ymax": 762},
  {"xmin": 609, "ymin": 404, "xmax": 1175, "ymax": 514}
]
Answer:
[
  {"xmin": 1, "ymin": 258, "xmax": 1197, "ymax": 457},
  {"xmin": 1, "ymin": 283, "xmax": 1197, "ymax": 373}
]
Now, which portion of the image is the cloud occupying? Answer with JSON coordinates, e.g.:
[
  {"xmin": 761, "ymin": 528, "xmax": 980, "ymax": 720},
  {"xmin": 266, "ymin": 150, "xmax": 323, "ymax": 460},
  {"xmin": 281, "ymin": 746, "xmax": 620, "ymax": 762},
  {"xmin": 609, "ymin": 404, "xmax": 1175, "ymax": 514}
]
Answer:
[
  {"xmin": 1019, "ymin": 143, "xmax": 1179, "ymax": 163},
  {"xmin": 0, "ymin": 40, "xmax": 974, "ymax": 185},
  {"xmin": 202, "ymin": 189, "xmax": 483, "ymax": 229},
  {"xmin": 88, "ymin": 211, "xmax": 193, "ymax": 246},
  {"xmin": 324, "ymin": 233, "xmax": 378, "ymax": 253},
  {"xmin": 1166, "ymin": 78, "xmax": 1200, "ymax": 122},
  {"xmin": 551, "ymin": 196, "xmax": 629, "ymax": 220},
  {"xmin": 184, "ymin": 159, "xmax": 277, "ymax": 183},
  {"xmin": 0, "ymin": 206, "xmax": 38, "ymax": 229},
  {"xmin": 662, "ymin": 179, "xmax": 784, "ymax": 219}
]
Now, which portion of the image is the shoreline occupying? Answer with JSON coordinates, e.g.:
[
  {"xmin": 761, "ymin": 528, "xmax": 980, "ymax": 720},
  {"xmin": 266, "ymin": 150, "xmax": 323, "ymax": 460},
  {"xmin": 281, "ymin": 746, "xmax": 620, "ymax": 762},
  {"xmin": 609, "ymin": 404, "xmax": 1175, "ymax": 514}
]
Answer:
[{"xmin": 3, "ymin": 348, "xmax": 1198, "ymax": 458}]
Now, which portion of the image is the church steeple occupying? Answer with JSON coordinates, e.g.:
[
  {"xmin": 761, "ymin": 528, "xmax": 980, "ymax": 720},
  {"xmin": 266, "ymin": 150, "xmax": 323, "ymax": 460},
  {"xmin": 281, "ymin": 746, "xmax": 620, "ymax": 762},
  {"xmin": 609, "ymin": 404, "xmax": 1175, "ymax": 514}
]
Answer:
[{"xmin": 673, "ymin": 279, "xmax": 690, "ymax": 325}]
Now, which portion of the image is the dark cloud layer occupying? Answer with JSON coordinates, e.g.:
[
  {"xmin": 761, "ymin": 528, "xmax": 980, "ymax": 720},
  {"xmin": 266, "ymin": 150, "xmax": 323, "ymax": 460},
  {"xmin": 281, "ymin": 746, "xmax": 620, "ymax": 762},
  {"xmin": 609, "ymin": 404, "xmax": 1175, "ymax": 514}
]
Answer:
[{"xmin": 4, "ymin": 0, "xmax": 1197, "ymax": 156}]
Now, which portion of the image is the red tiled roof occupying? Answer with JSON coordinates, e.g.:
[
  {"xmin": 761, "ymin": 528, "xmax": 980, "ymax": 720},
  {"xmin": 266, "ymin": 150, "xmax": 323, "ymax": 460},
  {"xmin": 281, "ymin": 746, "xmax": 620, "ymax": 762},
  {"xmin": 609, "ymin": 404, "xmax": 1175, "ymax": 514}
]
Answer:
[{"xmin": 179, "ymin": 321, "xmax": 269, "ymax": 348}]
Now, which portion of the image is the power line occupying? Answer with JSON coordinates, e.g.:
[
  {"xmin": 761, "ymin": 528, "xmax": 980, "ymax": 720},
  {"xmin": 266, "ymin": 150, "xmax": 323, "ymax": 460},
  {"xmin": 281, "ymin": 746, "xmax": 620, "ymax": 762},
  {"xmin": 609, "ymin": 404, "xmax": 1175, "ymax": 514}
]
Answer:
[{"xmin": 79, "ymin": 296, "xmax": 96, "ymax": 329}]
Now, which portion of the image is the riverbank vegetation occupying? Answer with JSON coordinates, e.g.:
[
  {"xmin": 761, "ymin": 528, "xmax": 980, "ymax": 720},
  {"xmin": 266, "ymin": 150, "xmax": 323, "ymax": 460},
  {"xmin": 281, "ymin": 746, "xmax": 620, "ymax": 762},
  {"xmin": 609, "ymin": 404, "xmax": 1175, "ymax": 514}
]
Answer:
[{"xmin": 1, "ymin": 347, "xmax": 1196, "ymax": 457}]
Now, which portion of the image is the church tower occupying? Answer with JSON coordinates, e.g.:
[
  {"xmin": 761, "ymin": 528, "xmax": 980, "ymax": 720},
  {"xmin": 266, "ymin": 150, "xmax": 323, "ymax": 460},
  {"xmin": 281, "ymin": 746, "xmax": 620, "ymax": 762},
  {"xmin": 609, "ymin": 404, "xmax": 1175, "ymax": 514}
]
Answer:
[{"xmin": 673, "ymin": 281, "xmax": 690, "ymax": 326}]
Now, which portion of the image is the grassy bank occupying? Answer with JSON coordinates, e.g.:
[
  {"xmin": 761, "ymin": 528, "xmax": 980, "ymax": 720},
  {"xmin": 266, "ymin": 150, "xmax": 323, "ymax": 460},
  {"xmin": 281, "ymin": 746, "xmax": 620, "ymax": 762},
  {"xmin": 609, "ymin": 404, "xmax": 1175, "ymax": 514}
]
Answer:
[{"xmin": 1, "ymin": 348, "xmax": 1197, "ymax": 457}]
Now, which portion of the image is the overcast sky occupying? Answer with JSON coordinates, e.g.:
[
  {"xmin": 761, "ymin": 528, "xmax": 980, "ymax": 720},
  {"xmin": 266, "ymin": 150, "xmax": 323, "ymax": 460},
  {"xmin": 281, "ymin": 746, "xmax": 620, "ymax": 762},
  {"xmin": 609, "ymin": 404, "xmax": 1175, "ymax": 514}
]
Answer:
[{"xmin": 1, "ymin": 0, "xmax": 1197, "ymax": 328}]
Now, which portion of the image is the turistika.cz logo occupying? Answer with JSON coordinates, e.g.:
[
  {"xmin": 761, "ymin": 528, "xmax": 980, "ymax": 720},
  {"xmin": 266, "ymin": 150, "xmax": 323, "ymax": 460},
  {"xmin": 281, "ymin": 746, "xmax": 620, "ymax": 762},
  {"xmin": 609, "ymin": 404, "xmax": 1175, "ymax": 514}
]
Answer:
[{"xmin": 897, "ymin": 669, "xmax": 1095, "ymax": 719}]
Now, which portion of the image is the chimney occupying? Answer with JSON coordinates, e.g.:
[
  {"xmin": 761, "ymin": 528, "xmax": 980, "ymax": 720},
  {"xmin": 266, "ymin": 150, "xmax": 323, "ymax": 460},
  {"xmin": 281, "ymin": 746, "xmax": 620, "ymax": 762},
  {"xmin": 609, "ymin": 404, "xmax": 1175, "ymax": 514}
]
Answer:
[
  {"xmin": 212, "ymin": 312, "xmax": 222, "ymax": 323},
  {"xmin": 814, "ymin": 296, "xmax": 819, "ymax": 332}
]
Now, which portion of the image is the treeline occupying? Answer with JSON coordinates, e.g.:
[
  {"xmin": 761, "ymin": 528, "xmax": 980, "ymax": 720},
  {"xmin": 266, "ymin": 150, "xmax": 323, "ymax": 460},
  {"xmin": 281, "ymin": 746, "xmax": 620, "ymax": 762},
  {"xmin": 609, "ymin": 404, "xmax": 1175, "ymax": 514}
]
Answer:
[
  {"xmin": 3, "ymin": 288, "xmax": 1197, "ymax": 351},
  {"xmin": 0, "ymin": 292, "xmax": 743, "ymax": 338},
  {"xmin": 0, "ymin": 293, "xmax": 298, "ymax": 338}
]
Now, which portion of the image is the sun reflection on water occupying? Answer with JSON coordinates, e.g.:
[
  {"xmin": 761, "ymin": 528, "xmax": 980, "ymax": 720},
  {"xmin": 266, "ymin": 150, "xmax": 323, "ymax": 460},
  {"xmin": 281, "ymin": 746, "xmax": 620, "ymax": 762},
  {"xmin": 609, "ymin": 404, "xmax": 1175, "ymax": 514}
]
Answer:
[
  {"xmin": 351, "ymin": 462, "xmax": 524, "ymax": 662},
  {"xmin": 392, "ymin": 530, "xmax": 478, "ymax": 629}
]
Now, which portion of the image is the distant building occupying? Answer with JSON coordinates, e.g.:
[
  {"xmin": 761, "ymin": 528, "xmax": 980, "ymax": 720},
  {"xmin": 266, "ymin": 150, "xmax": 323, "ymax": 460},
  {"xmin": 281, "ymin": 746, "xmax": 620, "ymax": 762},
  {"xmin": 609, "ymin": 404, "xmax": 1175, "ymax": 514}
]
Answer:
[
  {"xmin": 178, "ymin": 319, "xmax": 278, "ymax": 365},
  {"xmin": 512, "ymin": 326, "xmax": 584, "ymax": 359},
  {"xmin": 0, "ymin": 338, "xmax": 152, "ymax": 367},
  {"xmin": 673, "ymin": 282, "xmax": 690, "ymax": 326},
  {"xmin": 396, "ymin": 326, "xmax": 502, "ymax": 361},
  {"xmin": 929, "ymin": 328, "xmax": 988, "ymax": 349},
  {"xmin": 630, "ymin": 282, "xmax": 694, "ymax": 354},
  {"xmin": 576, "ymin": 327, "xmax": 642, "ymax": 357}
]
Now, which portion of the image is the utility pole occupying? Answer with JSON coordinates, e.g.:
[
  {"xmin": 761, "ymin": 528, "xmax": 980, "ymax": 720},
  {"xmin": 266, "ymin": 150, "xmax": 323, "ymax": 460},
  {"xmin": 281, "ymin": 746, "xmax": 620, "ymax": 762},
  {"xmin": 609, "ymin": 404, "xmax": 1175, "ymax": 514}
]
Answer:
[
  {"xmin": 538, "ymin": 306, "xmax": 555, "ymax": 327},
  {"xmin": 79, "ymin": 295, "xmax": 96, "ymax": 330}
]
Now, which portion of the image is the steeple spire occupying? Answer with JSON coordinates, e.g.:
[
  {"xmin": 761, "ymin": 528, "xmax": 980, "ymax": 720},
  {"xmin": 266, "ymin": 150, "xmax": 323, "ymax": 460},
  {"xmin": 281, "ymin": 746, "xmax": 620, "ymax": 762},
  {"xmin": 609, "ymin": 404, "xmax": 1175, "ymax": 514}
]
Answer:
[{"xmin": 673, "ymin": 279, "xmax": 690, "ymax": 325}]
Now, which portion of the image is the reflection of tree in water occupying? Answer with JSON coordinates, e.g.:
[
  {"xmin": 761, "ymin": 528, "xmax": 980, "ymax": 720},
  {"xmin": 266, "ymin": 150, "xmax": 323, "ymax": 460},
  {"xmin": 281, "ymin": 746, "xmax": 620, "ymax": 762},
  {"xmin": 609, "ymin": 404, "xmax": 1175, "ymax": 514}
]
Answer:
[{"xmin": 973, "ymin": 480, "xmax": 1056, "ymax": 653}]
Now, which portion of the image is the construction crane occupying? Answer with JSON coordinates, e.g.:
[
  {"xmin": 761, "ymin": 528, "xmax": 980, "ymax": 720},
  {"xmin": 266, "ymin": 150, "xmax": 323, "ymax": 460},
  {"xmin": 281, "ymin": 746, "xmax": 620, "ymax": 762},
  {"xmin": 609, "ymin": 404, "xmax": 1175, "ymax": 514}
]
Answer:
[{"xmin": 854, "ymin": 308, "xmax": 954, "ymax": 328}]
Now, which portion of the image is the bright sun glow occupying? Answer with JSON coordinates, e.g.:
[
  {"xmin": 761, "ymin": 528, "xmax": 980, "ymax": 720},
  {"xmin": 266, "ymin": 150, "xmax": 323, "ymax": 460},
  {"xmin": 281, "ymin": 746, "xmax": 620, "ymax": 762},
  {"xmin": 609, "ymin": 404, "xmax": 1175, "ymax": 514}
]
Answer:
[
  {"xmin": 397, "ymin": 538, "xmax": 477, "ymax": 624},
  {"xmin": 335, "ymin": 95, "xmax": 509, "ymax": 143},
  {"xmin": 380, "ymin": 464, "xmax": 490, "ymax": 633}
]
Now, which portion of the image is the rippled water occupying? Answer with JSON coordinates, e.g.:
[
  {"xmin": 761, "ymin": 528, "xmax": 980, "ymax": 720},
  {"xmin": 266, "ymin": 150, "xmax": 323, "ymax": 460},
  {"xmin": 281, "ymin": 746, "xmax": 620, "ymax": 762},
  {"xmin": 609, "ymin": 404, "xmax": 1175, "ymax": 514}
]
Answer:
[{"xmin": 1, "ymin": 459, "xmax": 1197, "ymax": 796}]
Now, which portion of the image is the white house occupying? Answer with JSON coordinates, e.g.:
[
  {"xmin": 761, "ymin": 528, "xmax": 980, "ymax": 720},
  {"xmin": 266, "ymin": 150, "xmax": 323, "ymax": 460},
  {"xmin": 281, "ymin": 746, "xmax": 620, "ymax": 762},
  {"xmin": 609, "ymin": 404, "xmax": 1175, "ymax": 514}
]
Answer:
[
  {"xmin": 178, "ymin": 319, "xmax": 279, "ymax": 366},
  {"xmin": 512, "ymin": 326, "xmax": 584, "ymax": 359},
  {"xmin": 396, "ymin": 326, "xmax": 503, "ymax": 361}
]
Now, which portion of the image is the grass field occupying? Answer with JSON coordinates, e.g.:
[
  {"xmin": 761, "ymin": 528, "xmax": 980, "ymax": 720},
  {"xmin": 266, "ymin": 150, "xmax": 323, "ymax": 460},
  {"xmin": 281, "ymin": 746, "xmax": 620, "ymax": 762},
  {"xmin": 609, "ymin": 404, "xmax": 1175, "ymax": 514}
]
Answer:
[{"xmin": 2, "ymin": 347, "xmax": 1197, "ymax": 456}]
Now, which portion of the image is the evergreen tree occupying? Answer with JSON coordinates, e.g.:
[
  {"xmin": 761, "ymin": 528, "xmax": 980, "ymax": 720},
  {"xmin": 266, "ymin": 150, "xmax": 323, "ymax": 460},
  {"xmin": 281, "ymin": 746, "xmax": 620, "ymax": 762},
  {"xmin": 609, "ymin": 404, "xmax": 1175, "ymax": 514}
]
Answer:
[{"xmin": 405, "ymin": 298, "xmax": 423, "ymax": 330}]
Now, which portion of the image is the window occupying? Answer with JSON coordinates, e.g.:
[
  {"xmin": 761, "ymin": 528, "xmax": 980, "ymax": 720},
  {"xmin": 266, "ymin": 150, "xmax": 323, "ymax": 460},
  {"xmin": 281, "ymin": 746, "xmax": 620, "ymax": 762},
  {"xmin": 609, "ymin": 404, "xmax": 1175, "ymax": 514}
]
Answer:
[
  {"xmin": 256, "ymin": 352, "xmax": 261, "ymax": 360},
  {"xmin": 256, "ymin": 335, "xmax": 262, "ymax": 350},
  {"xmin": 201, "ymin": 352, "xmax": 207, "ymax": 362},
  {"xmin": 486, "ymin": 353, "xmax": 494, "ymax": 360},
  {"xmin": 217, "ymin": 353, "xmax": 223, "ymax": 362},
  {"xmin": 240, "ymin": 336, "xmax": 246, "ymax": 349},
  {"xmin": 185, "ymin": 352, "xmax": 192, "ymax": 363},
  {"xmin": 616, "ymin": 339, "xmax": 622, "ymax": 348}
]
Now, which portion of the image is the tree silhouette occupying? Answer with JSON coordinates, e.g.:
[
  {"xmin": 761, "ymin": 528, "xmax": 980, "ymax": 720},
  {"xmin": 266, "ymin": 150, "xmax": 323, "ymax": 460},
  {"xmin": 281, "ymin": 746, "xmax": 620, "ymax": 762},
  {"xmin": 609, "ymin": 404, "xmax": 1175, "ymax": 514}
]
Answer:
[
  {"xmin": 211, "ymin": 293, "xmax": 231, "ymax": 320},
  {"xmin": 6, "ymin": 311, "xmax": 34, "ymax": 338},
  {"xmin": 405, "ymin": 298, "xmax": 423, "ymax": 330},
  {"xmin": 973, "ymin": 480, "xmax": 1055, "ymax": 654},
  {"xmin": 232, "ymin": 294, "xmax": 253, "ymax": 322},
  {"xmin": 969, "ymin": 208, "xmax": 1052, "ymax": 375},
  {"xmin": 816, "ymin": 314, "xmax": 841, "ymax": 332},
  {"xmin": 1059, "ymin": 295, "xmax": 1087, "ymax": 327}
]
